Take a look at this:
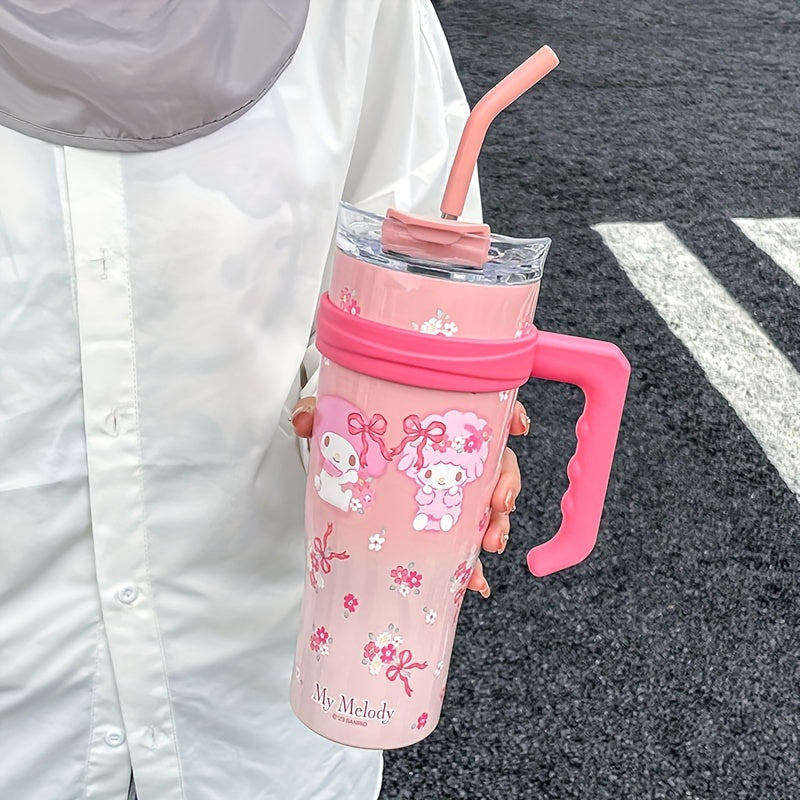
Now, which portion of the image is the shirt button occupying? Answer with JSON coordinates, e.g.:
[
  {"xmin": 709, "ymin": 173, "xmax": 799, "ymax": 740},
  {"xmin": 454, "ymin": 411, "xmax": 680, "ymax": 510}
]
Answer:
[
  {"xmin": 103, "ymin": 407, "xmax": 134, "ymax": 437},
  {"xmin": 105, "ymin": 729, "xmax": 126, "ymax": 747},
  {"xmin": 117, "ymin": 585, "xmax": 140, "ymax": 605}
]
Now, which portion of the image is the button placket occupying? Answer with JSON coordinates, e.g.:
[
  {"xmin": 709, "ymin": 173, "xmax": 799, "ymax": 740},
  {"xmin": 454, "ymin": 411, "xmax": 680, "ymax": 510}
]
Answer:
[{"xmin": 65, "ymin": 146, "xmax": 183, "ymax": 800}]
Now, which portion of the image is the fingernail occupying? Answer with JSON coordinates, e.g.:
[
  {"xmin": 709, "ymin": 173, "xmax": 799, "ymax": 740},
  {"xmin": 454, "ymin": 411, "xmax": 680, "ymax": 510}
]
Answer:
[
  {"xmin": 504, "ymin": 490, "xmax": 514, "ymax": 513},
  {"xmin": 498, "ymin": 531, "xmax": 509, "ymax": 554},
  {"xmin": 522, "ymin": 412, "xmax": 531, "ymax": 436},
  {"xmin": 290, "ymin": 403, "xmax": 314, "ymax": 422},
  {"xmin": 479, "ymin": 580, "xmax": 491, "ymax": 599}
]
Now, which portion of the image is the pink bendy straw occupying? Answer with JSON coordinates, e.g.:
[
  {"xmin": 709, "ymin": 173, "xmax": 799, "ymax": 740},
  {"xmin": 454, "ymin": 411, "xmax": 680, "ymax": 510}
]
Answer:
[{"xmin": 440, "ymin": 45, "xmax": 559, "ymax": 220}]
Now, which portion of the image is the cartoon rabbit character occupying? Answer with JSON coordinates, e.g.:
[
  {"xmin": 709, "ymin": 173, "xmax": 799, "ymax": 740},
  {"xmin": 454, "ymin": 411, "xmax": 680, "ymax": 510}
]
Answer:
[
  {"xmin": 394, "ymin": 410, "xmax": 492, "ymax": 532},
  {"xmin": 313, "ymin": 395, "xmax": 392, "ymax": 513}
]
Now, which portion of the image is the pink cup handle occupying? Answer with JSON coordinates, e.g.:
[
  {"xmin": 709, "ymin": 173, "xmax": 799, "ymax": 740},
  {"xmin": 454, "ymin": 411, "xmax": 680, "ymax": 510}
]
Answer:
[{"xmin": 527, "ymin": 331, "xmax": 631, "ymax": 577}]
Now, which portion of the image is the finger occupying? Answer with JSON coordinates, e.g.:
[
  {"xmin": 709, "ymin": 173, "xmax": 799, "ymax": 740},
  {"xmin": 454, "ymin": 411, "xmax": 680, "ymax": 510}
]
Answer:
[
  {"xmin": 509, "ymin": 400, "xmax": 530, "ymax": 437},
  {"xmin": 290, "ymin": 396, "xmax": 317, "ymax": 438},
  {"xmin": 482, "ymin": 508, "xmax": 511, "ymax": 554},
  {"xmin": 467, "ymin": 558, "xmax": 490, "ymax": 598},
  {"xmin": 490, "ymin": 447, "xmax": 521, "ymax": 516}
]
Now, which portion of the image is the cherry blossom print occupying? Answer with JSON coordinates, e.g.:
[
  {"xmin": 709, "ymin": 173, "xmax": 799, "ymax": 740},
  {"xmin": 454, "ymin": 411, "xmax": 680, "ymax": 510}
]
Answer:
[
  {"xmin": 343, "ymin": 593, "xmax": 359, "ymax": 618},
  {"xmin": 415, "ymin": 712, "xmax": 429, "ymax": 730},
  {"xmin": 368, "ymin": 529, "xmax": 386, "ymax": 551},
  {"xmin": 339, "ymin": 287, "xmax": 361, "ymax": 316},
  {"xmin": 307, "ymin": 522, "xmax": 349, "ymax": 592},
  {"xmin": 363, "ymin": 641, "xmax": 379, "ymax": 661},
  {"xmin": 309, "ymin": 626, "xmax": 332, "ymax": 660},
  {"xmin": 380, "ymin": 643, "xmax": 397, "ymax": 663},
  {"xmin": 449, "ymin": 545, "xmax": 481, "ymax": 609},
  {"xmin": 464, "ymin": 422, "xmax": 493, "ymax": 453},
  {"xmin": 423, "ymin": 607, "xmax": 437, "ymax": 625},
  {"xmin": 411, "ymin": 308, "xmax": 458, "ymax": 337},
  {"xmin": 375, "ymin": 626, "xmax": 403, "ymax": 648},
  {"xmin": 391, "ymin": 565, "xmax": 409, "ymax": 584},
  {"xmin": 349, "ymin": 497, "xmax": 364, "ymax": 513},
  {"xmin": 389, "ymin": 562, "xmax": 423, "ymax": 597},
  {"xmin": 346, "ymin": 468, "xmax": 376, "ymax": 514},
  {"xmin": 478, "ymin": 505, "xmax": 491, "ymax": 534},
  {"xmin": 361, "ymin": 624, "xmax": 427, "ymax": 696}
]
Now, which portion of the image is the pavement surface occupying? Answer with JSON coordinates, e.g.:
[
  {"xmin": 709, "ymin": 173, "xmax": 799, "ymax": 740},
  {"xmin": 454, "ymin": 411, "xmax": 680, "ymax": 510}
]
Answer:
[{"xmin": 381, "ymin": 2, "xmax": 800, "ymax": 798}]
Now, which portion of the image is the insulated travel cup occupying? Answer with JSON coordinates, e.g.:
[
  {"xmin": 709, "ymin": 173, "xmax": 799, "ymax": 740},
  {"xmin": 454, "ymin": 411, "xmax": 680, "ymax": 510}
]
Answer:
[{"xmin": 290, "ymin": 46, "xmax": 630, "ymax": 748}]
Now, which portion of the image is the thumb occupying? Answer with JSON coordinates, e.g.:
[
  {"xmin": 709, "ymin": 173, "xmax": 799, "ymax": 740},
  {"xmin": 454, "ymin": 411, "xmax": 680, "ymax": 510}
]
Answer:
[{"xmin": 290, "ymin": 397, "xmax": 317, "ymax": 438}]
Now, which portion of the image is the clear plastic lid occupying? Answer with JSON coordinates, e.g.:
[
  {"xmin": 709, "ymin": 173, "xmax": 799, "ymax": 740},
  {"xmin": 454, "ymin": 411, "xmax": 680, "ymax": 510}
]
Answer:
[{"xmin": 336, "ymin": 203, "xmax": 550, "ymax": 285}]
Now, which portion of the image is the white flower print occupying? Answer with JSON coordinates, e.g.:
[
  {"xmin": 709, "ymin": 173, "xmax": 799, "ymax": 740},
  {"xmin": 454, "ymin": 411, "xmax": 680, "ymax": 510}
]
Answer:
[
  {"xmin": 424, "ymin": 607, "xmax": 437, "ymax": 625},
  {"xmin": 369, "ymin": 657, "xmax": 382, "ymax": 675},
  {"xmin": 398, "ymin": 585, "xmax": 410, "ymax": 597},
  {"xmin": 442, "ymin": 321, "xmax": 458, "ymax": 336},
  {"xmin": 368, "ymin": 530, "xmax": 386, "ymax": 551},
  {"xmin": 412, "ymin": 308, "xmax": 458, "ymax": 337},
  {"xmin": 499, "ymin": 390, "xmax": 510, "ymax": 401},
  {"xmin": 434, "ymin": 660, "xmax": 444, "ymax": 677},
  {"xmin": 375, "ymin": 631, "xmax": 393, "ymax": 647},
  {"xmin": 350, "ymin": 497, "xmax": 364, "ymax": 513}
]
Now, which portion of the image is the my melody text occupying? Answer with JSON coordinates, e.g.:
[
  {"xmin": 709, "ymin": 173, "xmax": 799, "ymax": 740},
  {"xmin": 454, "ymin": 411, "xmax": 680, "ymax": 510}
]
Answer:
[{"xmin": 312, "ymin": 682, "xmax": 396, "ymax": 726}]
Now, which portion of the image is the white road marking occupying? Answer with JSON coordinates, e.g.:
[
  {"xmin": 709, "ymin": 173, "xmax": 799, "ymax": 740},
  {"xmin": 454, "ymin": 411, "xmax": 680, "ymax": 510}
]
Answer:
[
  {"xmin": 593, "ymin": 221, "xmax": 800, "ymax": 499},
  {"xmin": 732, "ymin": 217, "xmax": 800, "ymax": 286}
]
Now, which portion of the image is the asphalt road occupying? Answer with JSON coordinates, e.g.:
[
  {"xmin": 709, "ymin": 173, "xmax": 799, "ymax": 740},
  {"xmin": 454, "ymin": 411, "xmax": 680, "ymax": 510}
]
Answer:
[{"xmin": 381, "ymin": 2, "xmax": 800, "ymax": 798}]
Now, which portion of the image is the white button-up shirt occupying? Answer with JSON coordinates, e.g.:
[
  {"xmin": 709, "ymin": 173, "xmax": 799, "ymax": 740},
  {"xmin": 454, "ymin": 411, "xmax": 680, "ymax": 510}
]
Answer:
[{"xmin": 0, "ymin": 2, "xmax": 480, "ymax": 798}]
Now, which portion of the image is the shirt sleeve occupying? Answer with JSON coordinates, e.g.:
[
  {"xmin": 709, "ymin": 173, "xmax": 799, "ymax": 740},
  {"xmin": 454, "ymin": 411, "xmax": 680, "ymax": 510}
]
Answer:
[{"xmin": 299, "ymin": 0, "xmax": 481, "ymax": 400}]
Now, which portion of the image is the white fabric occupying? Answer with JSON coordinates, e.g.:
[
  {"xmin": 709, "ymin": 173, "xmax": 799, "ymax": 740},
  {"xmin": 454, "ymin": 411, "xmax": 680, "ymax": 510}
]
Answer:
[{"xmin": 0, "ymin": 2, "xmax": 480, "ymax": 799}]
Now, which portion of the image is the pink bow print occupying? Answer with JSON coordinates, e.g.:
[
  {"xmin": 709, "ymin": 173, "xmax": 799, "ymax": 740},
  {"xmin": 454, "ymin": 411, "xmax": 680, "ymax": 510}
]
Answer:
[
  {"xmin": 347, "ymin": 412, "xmax": 392, "ymax": 468},
  {"xmin": 390, "ymin": 415, "xmax": 447, "ymax": 470},
  {"xmin": 310, "ymin": 522, "xmax": 349, "ymax": 574},
  {"xmin": 385, "ymin": 649, "xmax": 428, "ymax": 697}
]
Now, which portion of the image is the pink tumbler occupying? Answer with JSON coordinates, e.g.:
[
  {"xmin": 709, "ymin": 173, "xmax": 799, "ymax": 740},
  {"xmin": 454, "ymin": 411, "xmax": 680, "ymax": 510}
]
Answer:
[{"xmin": 290, "ymin": 47, "xmax": 630, "ymax": 748}]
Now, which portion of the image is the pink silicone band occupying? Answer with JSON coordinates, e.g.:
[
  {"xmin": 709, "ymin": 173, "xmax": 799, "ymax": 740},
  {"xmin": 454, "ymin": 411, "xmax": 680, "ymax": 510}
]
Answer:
[{"xmin": 315, "ymin": 293, "xmax": 538, "ymax": 392}]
